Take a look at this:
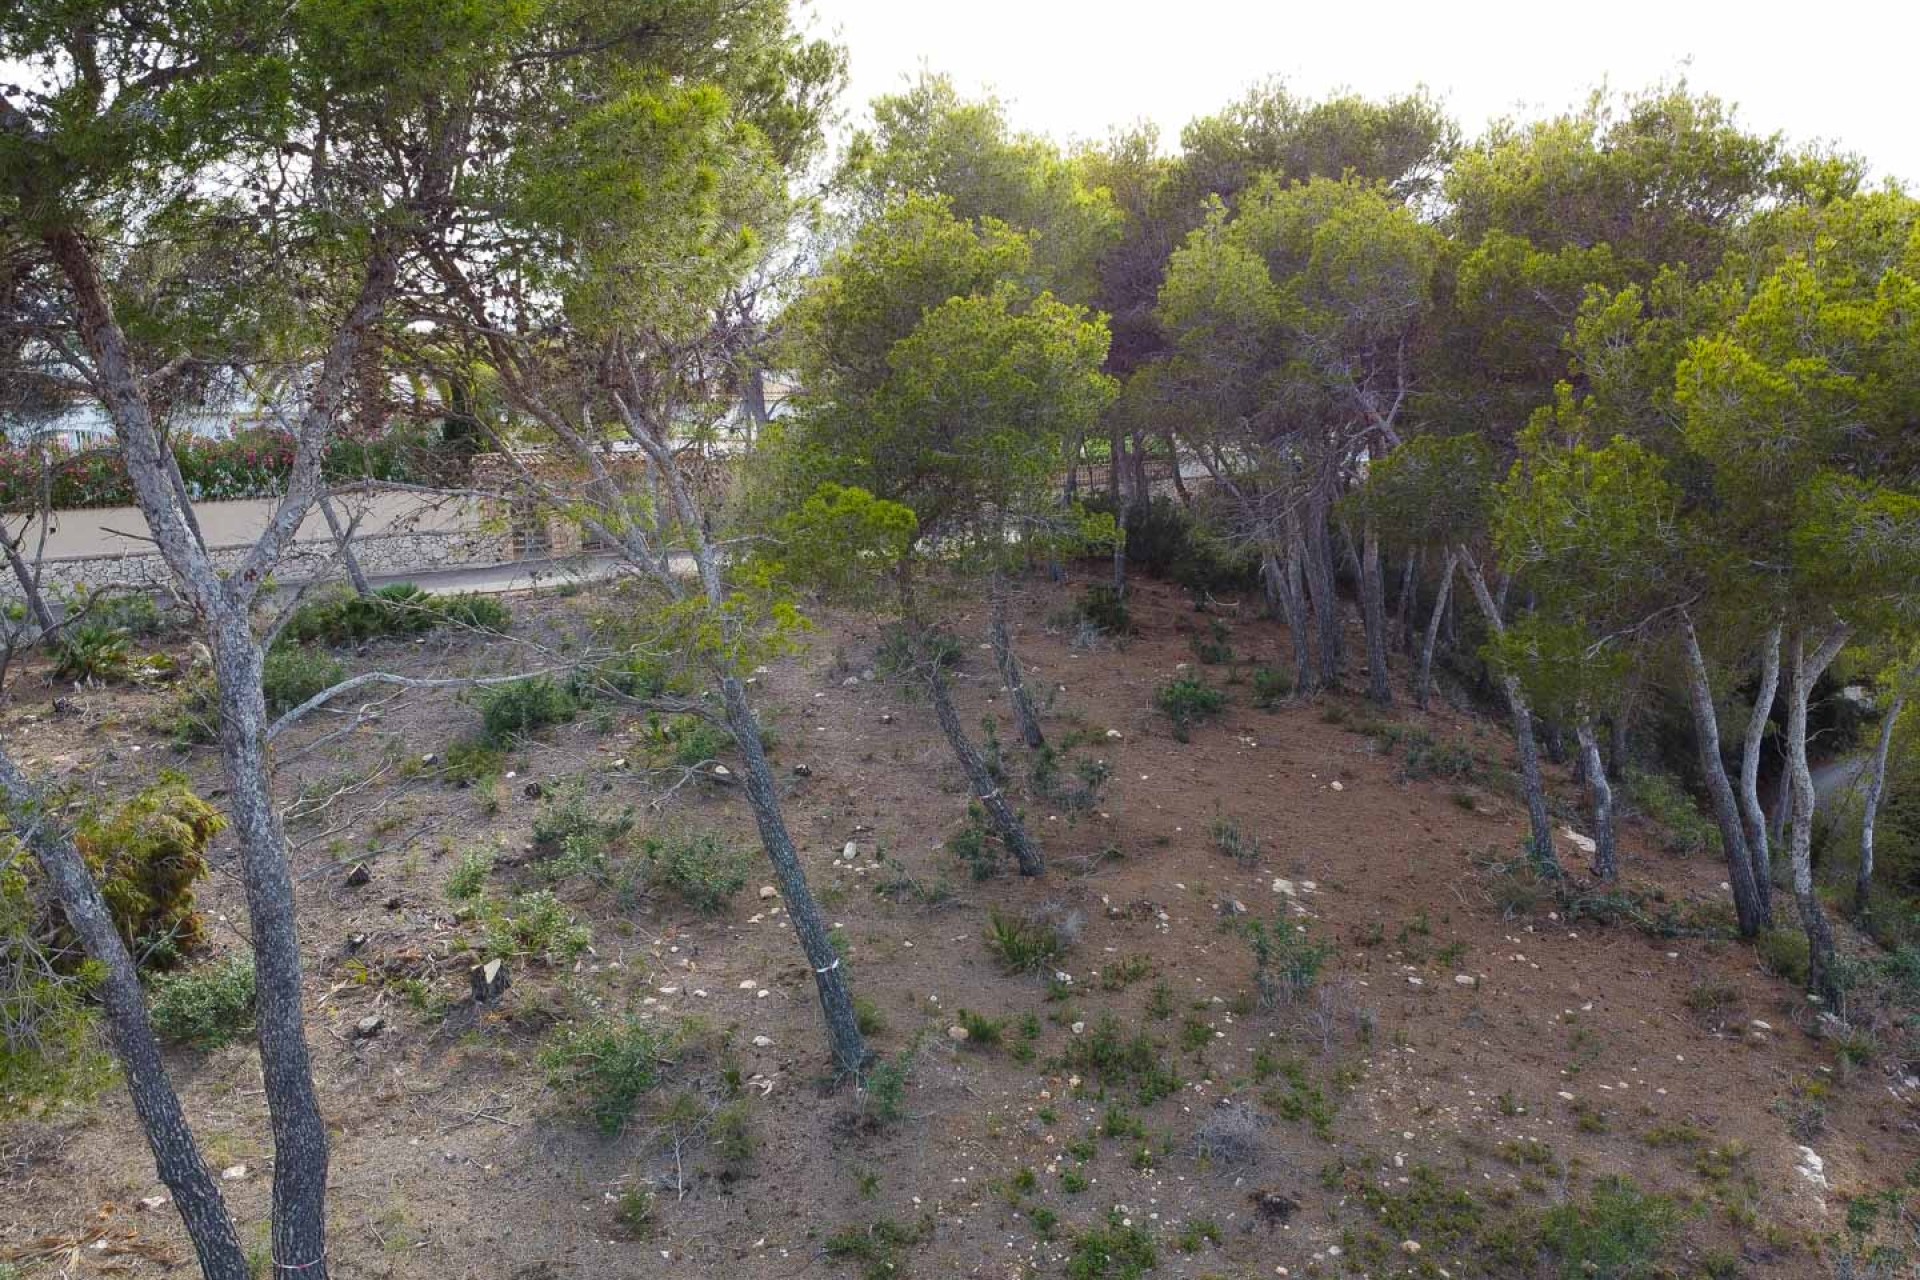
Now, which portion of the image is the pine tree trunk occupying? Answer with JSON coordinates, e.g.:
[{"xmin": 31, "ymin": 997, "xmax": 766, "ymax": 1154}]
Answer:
[
  {"xmin": 1283, "ymin": 514, "xmax": 1317, "ymax": 696},
  {"xmin": 0, "ymin": 751, "xmax": 250, "ymax": 1280},
  {"xmin": 1787, "ymin": 628, "xmax": 1848, "ymax": 1003},
  {"xmin": 1395, "ymin": 550, "xmax": 1420, "ymax": 655},
  {"xmin": 1416, "ymin": 550, "xmax": 1456, "ymax": 711},
  {"xmin": 926, "ymin": 657, "xmax": 1044, "ymax": 876},
  {"xmin": 1109, "ymin": 423, "xmax": 1128, "ymax": 594},
  {"xmin": 210, "ymin": 623, "xmax": 332, "ymax": 1280},
  {"xmin": 1458, "ymin": 551, "xmax": 1558, "ymax": 877},
  {"xmin": 1305, "ymin": 485, "xmax": 1342, "ymax": 686},
  {"xmin": 317, "ymin": 494, "xmax": 372, "ymax": 597},
  {"xmin": 1576, "ymin": 721, "xmax": 1617, "ymax": 881},
  {"xmin": 1856, "ymin": 691, "xmax": 1905, "ymax": 917},
  {"xmin": 1739, "ymin": 625, "xmax": 1781, "ymax": 920},
  {"xmin": 989, "ymin": 579, "xmax": 1045, "ymax": 749},
  {"xmin": 1679, "ymin": 618, "xmax": 1766, "ymax": 937},
  {"xmin": 1361, "ymin": 524, "xmax": 1392, "ymax": 705},
  {"xmin": 719, "ymin": 676, "xmax": 868, "ymax": 1074}
]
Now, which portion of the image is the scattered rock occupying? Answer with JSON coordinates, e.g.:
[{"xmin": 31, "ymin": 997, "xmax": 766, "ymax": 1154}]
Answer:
[
  {"xmin": 1329, "ymin": 779, "xmax": 1344, "ymax": 792},
  {"xmin": 523, "ymin": 781, "xmax": 543, "ymax": 799},
  {"xmin": 711, "ymin": 764, "xmax": 732, "ymax": 779},
  {"xmin": 138, "ymin": 1194, "xmax": 169, "ymax": 1211},
  {"xmin": 1559, "ymin": 826, "xmax": 1598, "ymax": 855},
  {"xmin": 353, "ymin": 1014, "xmax": 385, "ymax": 1039},
  {"xmin": 344, "ymin": 863, "xmax": 372, "ymax": 888},
  {"xmin": 346, "ymin": 932, "xmax": 368, "ymax": 952},
  {"xmin": 1454, "ymin": 974, "xmax": 1476, "ymax": 987},
  {"xmin": 879, "ymin": 713, "xmax": 895, "ymax": 724},
  {"xmin": 1105, "ymin": 729, "xmax": 1122, "ymax": 739},
  {"xmin": 419, "ymin": 752, "xmax": 438, "ymax": 766},
  {"xmin": 947, "ymin": 1024, "xmax": 969, "ymax": 1042},
  {"xmin": 758, "ymin": 885, "xmax": 779, "ymax": 900},
  {"xmin": 841, "ymin": 840, "xmax": 858, "ymax": 860},
  {"xmin": 1796, "ymin": 1146, "xmax": 1828, "ymax": 1190},
  {"xmin": 221, "ymin": 1165, "xmax": 248, "ymax": 1181},
  {"xmin": 470, "ymin": 958, "xmax": 510, "ymax": 1004},
  {"xmin": 752, "ymin": 1035, "xmax": 774, "ymax": 1048},
  {"xmin": 1272, "ymin": 878, "xmax": 1297, "ymax": 897},
  {"xmin": 1220, "ymin": 899, "xmax": 1249, "ymax": 917},
  {"xmin": 1400, "ymin": 1240, "xmax": 1422, "ymax": 1255},
  {"xmin": 792, "ymin": 763, "xmax": 812, "ymax": 777}
]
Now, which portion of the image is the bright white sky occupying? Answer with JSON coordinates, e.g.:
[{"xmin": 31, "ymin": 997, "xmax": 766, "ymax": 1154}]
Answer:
[{"xmin": 803, "ymin": 0, "xmax": 1919, "ymax": 188}]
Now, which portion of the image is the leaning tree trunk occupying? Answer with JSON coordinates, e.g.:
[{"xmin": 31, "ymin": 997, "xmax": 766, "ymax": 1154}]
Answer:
[
  {"xmin": 720, "ymin": 675, "xmax": 868, "ymax": 1073},
  {"xmin": 1575, "ymin": 720, "xmax": 1617, "ymax": 881},
  {"xmin": 1787, "ymin": 627, "xmax": 1848, "ymax": 1003},
  {"xmin": 1109, "ymin": 422, "xmax": 1128, "ymax": 594},
  {"xmin": 1679, "ymin": 617, "xmax": 1766, "ymax": 937},
  {"xmin": 1458, "ymin": 551, "xmax": 1558, "ymax": 877},
  {"xmin": 1394, "ymin": 550, "xmax": 1420, "ymax": 655},
  {"xmin": 317, "ymin": 493, "xmax": 372, "ymax": 597},
  {"xmin": 1416, "ymin": 550, "xmax": 1456, "ymax": 711},
  {"xmin": 2, "ymin": 526, "xmax": 59, "ymax": 634},
  {"xmin": 1738, "ymin": 625, "xmax": 1781, "ymax": 920},
  {"xmin": 0, "ymin": 751, "xmax": 250, "ymax": 1280},
  {"xmin": 1304, "ymin": 486, "xmax": 1342, "ymax": 687},
  {"xmin": 209, "ymin": 625, "xmax": 332, "ymax": 1279},
  {"xmin": 1360, "ymin": 524, "xmax": 1392, "ymax": 705},
  {"xmin": 989, "ymin": 578, "xmax": 1045, "ymax": 749},
  {"xmin": 925, "ymin": 657, "xmax": 1044, "ymax": 876},
  {"xmin": 1856, "ymin": 690, "xmax": 1905, "ymax": 918}
]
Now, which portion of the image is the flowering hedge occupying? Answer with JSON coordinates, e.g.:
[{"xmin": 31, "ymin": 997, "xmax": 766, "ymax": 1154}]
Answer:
[{"xmin": 0, "ymin": 429, "xmax": 452, "ymax": 510}]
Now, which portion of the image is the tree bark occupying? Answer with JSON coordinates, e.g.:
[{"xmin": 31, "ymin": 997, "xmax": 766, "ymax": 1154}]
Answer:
[
  {"xmin": 1416, "ymin": 549, "xmax": 1456, "ymax": 711},
  {"xmin": 1361, "ymin": 524, "xmax": 1392, "ymax": 705},
  {"xmin": 1679, "ymin": 617, "xmax": 1766, "ymax": 937},
  {"xmin": 1458, "ymin": 550, "xmax": 1558, "ymax": 877},
  {"xmin": 926, "ymin": 656, "xmax": 1044, "ymax": 876},
  {"xmin": 0, "ymin": 751, "xmax": 250, "ymax": 1280},
  {"xmin": 1787, "ymin": 626, "xmax": 1849, "ymax": 1003},
  {"xmin": 1739, "ymin": 625, "xmax": 1781, "ymax": 920},
  {"xmin": 1857, "ymin": 691, "xmax": 1905, "ymax": 917},
  {"xmin": 210, "ymin": 624, "xmax": 331, "ymax": 1278},
  {"xmin": 317, "ymin": 494, "xmax": 372, "ymax": 597},
  {"xmin": 1282, "ymin": 513, "xmax": 1317, "ymax": 696},
  {"xmin": 719, "ymin": 675, "xmax": 868, "ymax": 1073},
  {"xmin": 2, "ymin": 524, "xmax": 59, "ymax": 634},
  {"xmin": 989, "ymin": 578, "xmax": 1045, "ymax": 749},
  {"xmin": 1394, "ymin": 550, "xmax": 1419, "ymax": 655},
  {"xmin": 1304, "ymin": 484, "xmax": 1342, "ymax": 687},
  {"xmin": 1576, "ymin": 721, "xmax": 1617, "ymax": 881}
]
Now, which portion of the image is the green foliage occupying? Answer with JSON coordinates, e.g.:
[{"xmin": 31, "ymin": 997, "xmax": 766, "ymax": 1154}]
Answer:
[
  {"xmin": 446, "ymin": 849, "xmax": 493, "ymax": 902},
  {"xmin": 1755, "ymin": 928, "xmax": 1812, "ymax": 986},
  {"xmin": 1624, "ymin": 770, "xmax": 1719, "ymax": 856},
  {"xmin": 1245, "ymin": 918, "xmax": 1333, "ymax": 1007},
  {"xmin": 147, "ymin": 957, "xmax": 256, "ymax": 1049},
  {"xmin": 985, "ymin": 909, "xmax": 1070, "ymax": 974},
  {"xmin": 947, "ymin": 803, "xmax": 1003, "ymax": 880},
  {"xmin": 1189, "ymin": 617, "xmax": 1234, "ymax": 664},
  {"xmin": 53, "ymin": 624, "xmax": 133, "ymax": 682},
  {"xmin": 636, "ymin": 832, "xmax": 751, "ymax": 913},
  {"xmin": 261, "ymin": 648, "xmax": 346, "ymax": 718},
  {"xmin": 1028, "ymin": 744, "xmax": 1112, "ymax": 818},
  {"xmin": 1061, "ymin": 1016, "xmax": 1181, "ymax": 1105},
  {"xmin": 539, "ymin": 1015, "xmax": 681, "ymax": 1135},
  {"xmin": 1066, "ymin": 1211, "xmax": 1157, "ymax": 1280},
  {"xmin": 1154, "ymin": 675, "xmax": 1226, "ymax": 741},
  {"xmin": 1536, "ymin": 1177, "xmax": 1683, "ymax": 1279},
  {"xmin": 437, "ymin": 737, "xmax": 506, "ymax": 787},
  {"xmin": 1074, "ymin": 584, "xmax": 1133, "ymax": 637},
  {"xmin": 479, "ymin": 891, "xmax": 592, "ymax": 966},
  {"xmin": 1209, "ymin": 813, "xmax": 1261, "ymax": 866},
  {"xmin": 0, "ymin": 865, "xmax": 109, "ymax": 1114},
  {"xmin": 822, "ymin": 1216, "xmax": 928, "ymax": 1280},
  {"xmin": 277, "ymin": 586, "xmax": 512, "ymax": 648},
  {"xmin": 1251, "ymin": 665, "xmax": 1293, "ymax": 708},
  {"xmin": 478, "ymin": 677, "xmax": 578, "ymax": 745},
  {"xmin": 73, "ymin": 774, "xmax": 225, "ymax": 968}
]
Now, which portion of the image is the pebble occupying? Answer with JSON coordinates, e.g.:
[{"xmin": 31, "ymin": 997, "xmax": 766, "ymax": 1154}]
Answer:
[{"xmin": 759, "ymin": 886, "xmax": 778, "ymax": 900}]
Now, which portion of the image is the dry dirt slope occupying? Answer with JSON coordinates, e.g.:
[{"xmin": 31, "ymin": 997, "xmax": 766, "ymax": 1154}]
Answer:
[{"xmin": 1, "ymin": 574, "xmax": 1915, "ymax": 1279}]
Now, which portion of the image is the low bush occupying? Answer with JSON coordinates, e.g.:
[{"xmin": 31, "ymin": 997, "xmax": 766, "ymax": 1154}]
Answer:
[
  {"xmin": 1061, "ymin": 1015, "xmax": 1181, "ymax": 1105},
  {"xmin": 1075, "ymin": 584, "xmax": 1133, "ymax": 637},
  {"xmin": 539, "ymin": 1015, "xmax": 682, "ymax": 1135},
  {"xmin": 261, "ymin": 647, "xmax": 346, "ymax": 718},
  {"xmin": 1066, "ymin": 1210, "xmax": 1157, "ymax": 1280},
  {"xmin": 0, "ymin": 867, "xmax": 110, "ymax": 1114},
  {"xmin": 1536, "ymin": 1176, "xmax": 1683, "ymax": 1279},
  {"xmin": 478, "ymin": 676, "xmax": 578, "ymax": 744},
  {"xmin": 1210, "ymin": 813, "xmax": 1261, "ymax": 867},
  {"xmin": 986, "ymin": 909, "xmax": 1071, "ymax": 974},
  {"xmin": 277, "ymin": 584, "xmax": 512, "ymax": 648},
  {"xmin": 73, "ymin": 774, "xmax": 225, "ymax": 969},
  {"xmin": 1245, "ymin": 917, "xmax": 1333, "ymax": 1008},
  {"xmin": 52, "ymin": 623, "xmax": 133, "ymax": 682},
  {"xmin": 147, "ymin": 957, "xmax": 255, "ymax": 1049},
  {"xmin": 1251, "ymin": 665, "xmax": 1293, "ymax": 708},
  {"xmin": 479, "ymin": 891, "xmax": 592, "ymax": 965},
  {"xmin": 1625, "ymin": 770, "xmax": 1720, "ymax": 856},
  {"xmin": 637, "ymin": 832, "xmax": 751, "ymax": 913},
  {"xmin": 1154, "ymin": 675, "xmax": 1225, "ymax": 742}
]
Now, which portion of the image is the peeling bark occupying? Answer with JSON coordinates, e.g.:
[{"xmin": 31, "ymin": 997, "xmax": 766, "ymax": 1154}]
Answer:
[
  {"xmin": 1787, "ymin": 626, "xmax": 1849, "ymax": 1003},
  {"xmin": 1857, "ymin": 691, "xmax": 1906, "ymax": 916},
  {"xmin": 1739, "ymin": 625, "xmax": 1781, "ymax": 920},
  {"xmin": 1576, "ymin": 721, "xmax": 1617, "ymax": 881},
  {"xmin": 1679, "ymin": 616, "xmax": 1766, "ymax": 937},
  {"xmin": 1416, "ymin": 549, "xmax": 1456, "ymax": 711}
]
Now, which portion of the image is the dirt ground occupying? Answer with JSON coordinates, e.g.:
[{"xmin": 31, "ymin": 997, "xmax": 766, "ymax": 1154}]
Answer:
[{"xmin": 1, "ymin": 571, "xmax": 1915, "ymax": 1279}]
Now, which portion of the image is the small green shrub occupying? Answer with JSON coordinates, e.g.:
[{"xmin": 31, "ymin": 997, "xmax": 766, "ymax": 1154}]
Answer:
[
  {"xmin": 148, "ymin": 957, "xmax": 255, "ymax": 1049},
  {"xmin": 276, "ymin": 583, "xmax": 505, "ymax": 647},
  {"xmin": 1067, "ymin": 1211, "xmax": 1157, "ymax": 1280},
  {"xmin": 447, "ymin": 849, "xmax": 493, "ymax": 902},
  {"xmin": 1189, "ymin": 618, "xmax": 1234, "ymax": 665},
  {"xmin": 1755, "ymin": 928, "xmax": 1811, "ymax": 985},
  {"xmin": 955, "ymin": 1008, "xmax": 1004, "ymax": 1048},
  {"xmin": 948, "ymin": 803, "xmax": 1003, "ymax": 880},
  {"xmin": 613, "ymin": 1185, "xmax": 655, "ymax": 1237},
  {"xmin": 1536, "ymin": 1177, "xmax": 1683, "ymax": 1279},
  {"xmin": 53, "ymin": 623, "xmax": 133, "ymax": 682},
  {"xmin": 638, "ymin": 832, "xmax": 750, "ymax": 913},
  {"xmin": 1029, "ymin": 745, "xmax": 1112, "ymax": 817},
  {"xmin": 1062, "ymin": 1016, "xmax": 1181, "ymax": 1105},
  {"xmin": 823, "ymin": 1216, "xmax": 928, "ymax": 1280},
  {"xmin": 1245, "ymin": 917, "xmax": 1333, "ymax": 1008},
  {"xmin": 1251, "ymin": 665, "xmax": 1293, "ymax": 709},
  {"xmin": 434, "ymin": 592, "xmax": 511, "ymax": 632},
  {"xmin": 436, "ymin": 737, "xmax": 505, "ymax": 786},
  {"xmin": 478, "ymin": 677, "xmax": 578, "ymax": 744},
  {"xmin": 262, "ymin": 647, "xmax": 346, "ymax": 717},
  {"xmin": 539, "ymin": 1015, "xmax": 680, "ymax": 1134},
  {"xmin": 1076, "ymin": 585, "xmax": 1133, "ymax": 636},
  {"xmin": 1209, "ymin": 813, "xmax": 1260, "ymax": 867},
  {"xmin": 985, "ymin": 909, "xmax": 1069, "ymax": 974},
  {"xmin": 479, "ymin": 891, "xmax": 592, "ymax": 965},
  {"xmin": 861, "ymin": 1049, "xmax": 914, "ymax": 1127},
  {"xmin": 73, "ymin": 774, "xmax": 225, "ymax": 969},
  {"xmin": 1625, "ymin": 770, "xmax": 1720, "ymax": 856},
  {"xmin": 1154, "ymin": 675, "xmax": 1225, "ymax": 742}
]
